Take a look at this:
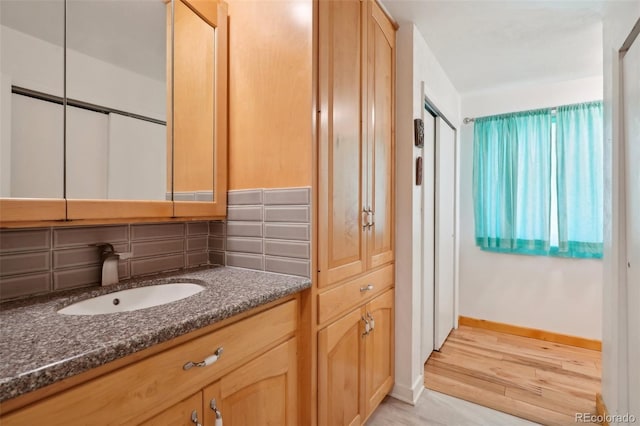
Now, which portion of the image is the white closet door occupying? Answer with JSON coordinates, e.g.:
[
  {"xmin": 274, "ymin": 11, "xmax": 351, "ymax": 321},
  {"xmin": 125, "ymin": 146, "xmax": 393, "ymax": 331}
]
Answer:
[
  {"xmin": 421, "ymin": 113, "xmax": 436, "ymax": 363},
  {"xmin": 434, "ymin": 117, "xmax": 456, "ymax": 350},
  {"xmin": 623, "ymin": 31, "xmax": 640, "ymax": 420}
]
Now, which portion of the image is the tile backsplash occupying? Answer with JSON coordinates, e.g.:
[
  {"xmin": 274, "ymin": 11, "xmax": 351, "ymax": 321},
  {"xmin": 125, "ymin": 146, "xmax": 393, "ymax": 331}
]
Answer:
[
  {"xmin": 223, "ymin": 187, "xmax": 311, "ymax": 278},
  {"xmin": 0, "ymin": 221, "xmax": 220, "ymax": 301},
  {"xmin": 0, "ymin": 187, "xmax": 311, "ymax": 301}
]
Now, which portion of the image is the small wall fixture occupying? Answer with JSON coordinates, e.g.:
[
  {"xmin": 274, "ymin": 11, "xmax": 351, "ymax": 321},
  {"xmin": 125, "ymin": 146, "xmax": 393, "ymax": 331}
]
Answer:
[{"xmin": 414, "ymin": 118, "xmax": 424, "ymax": 147}]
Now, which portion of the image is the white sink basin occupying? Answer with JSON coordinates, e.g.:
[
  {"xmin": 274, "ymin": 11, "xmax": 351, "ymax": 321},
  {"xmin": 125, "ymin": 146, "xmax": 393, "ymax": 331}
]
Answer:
[{"xmin": 58, "ymin": 283, "xmax": 205, "ymax": 315}]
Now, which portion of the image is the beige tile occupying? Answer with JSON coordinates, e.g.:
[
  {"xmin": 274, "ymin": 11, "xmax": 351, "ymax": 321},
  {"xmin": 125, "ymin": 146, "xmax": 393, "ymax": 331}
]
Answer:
[
  {"xmin": 53, "ymin": 244, "xmax": 128, "ymax": 269},
  {"xmin": 227, "ymin": 206, "xmax": 263, "ymax": 221},
  {"xmin": 187, "ymin": 237, "xmax": 208, "ymax": 252},
  {"xmin": 131, "ymin": 239, "xmax": 184, "ymax": 258},
  {"xmin": 263, "ymin": 223, "xmax": 310, "ymax": 241},
  {"xmin": 226, "ymin": 253, "xmax": 263, "ymax": 270},
  {"xmin": 227, "ymin": 189, "xmax": 263, "ymax": 205},
  {"xmin": 263, "ymin": 187, "xmax": 310, "ymax": 205},
  {"xmin": 209, "ymin": 251, "xmax": 225, "ymax": 266},
  {"xmin": 264, "ymin": 206, "xmax": 310, "ymax": 223},
  {"xmin": 187, "ymin": 252, "xmax": 209, "ymax": 268},
  {"xmin": 209, "ymin": 221, "xmax": 226, "ymax": 236},
  {"xmin": 187, "ymin": 222, "xmax": 209, "ymax": 236},
  {"xmin": 54, "ymin": 225, "xmax": 128, "ymax": 248},
  {"xmin": 264, "ymin": 187, "xmax": 311, "ymax": 205},
  {"xmin": 0, "ymin": 252, "xmax": 50, "ymax": 277},
  {"xmin": 131, "ymin": 223, "xmax": 185, "ymax": 241},
  {"xmin": 226, "ymin": 221, "xmax": 263, "ymax": 238},
  {"xmin": 226, "ymin": 237, "xmax": 263, "ymax": 254},
  {"xmin": 264, "ymin": 256, "xmax": 310, "ymax": 277},
  {"xmin": 0, "ymin": 228, "xmax": 50, "ymax": 253},
  {"xmin": 264, "ymin": 240, "xmax": 310, "ymax": 259},
  {"xmin": 0, "ymin": 272, "xmax": 51, "ymax": 300},
  {"xmin": 53, "ymin": 266, "xmax": 101, "ymax": 290},
  {"xmin": 131, "ymin": 254, "xmax": 185, "ymax": 276},
  {"xmin": 208, "ymin": 236, "xmax": 225, "ymax": 251}
]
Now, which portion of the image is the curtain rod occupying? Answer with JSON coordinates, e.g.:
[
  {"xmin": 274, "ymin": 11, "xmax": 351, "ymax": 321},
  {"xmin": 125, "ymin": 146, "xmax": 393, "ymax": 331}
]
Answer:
[
  {"xmin": 463, "ymin": 107, "xmax": 559, "ymax": 125},
  {"xmin": 462, "ymin": 99, "xmax": 603, "ymax": 125}
]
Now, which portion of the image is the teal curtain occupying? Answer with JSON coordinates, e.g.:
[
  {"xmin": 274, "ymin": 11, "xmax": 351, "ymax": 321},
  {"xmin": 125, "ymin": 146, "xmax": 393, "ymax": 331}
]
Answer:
[
  {"xmin": 473, "ymin": 109, "xmax": 552, "ymax": 255},
  {"xmin": 555, "ymin": 101, "xmax": 603, "ymax": 258}
]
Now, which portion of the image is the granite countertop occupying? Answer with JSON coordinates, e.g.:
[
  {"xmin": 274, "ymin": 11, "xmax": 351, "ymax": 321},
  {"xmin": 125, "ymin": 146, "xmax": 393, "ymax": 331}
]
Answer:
[{"xmin": 0, "ymin": 266, "xmax": 311, "ymax": 402}]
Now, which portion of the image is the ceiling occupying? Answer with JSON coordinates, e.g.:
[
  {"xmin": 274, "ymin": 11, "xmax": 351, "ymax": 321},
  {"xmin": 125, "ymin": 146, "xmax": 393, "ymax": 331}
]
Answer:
[{"xmin": 380, "ymin": 0, "xmax": 609, "ymax": 94}]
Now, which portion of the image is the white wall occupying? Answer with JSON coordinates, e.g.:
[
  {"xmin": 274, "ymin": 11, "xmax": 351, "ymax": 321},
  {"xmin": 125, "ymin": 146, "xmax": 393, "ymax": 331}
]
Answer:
[
  {"xmin": 459, "ymin": 76, "xmax": 604, "ymax": 340},
  {"xmin": 601, "ymin": 4, "xmax": 640, "ymax": 423},
  {"xmin": 394, "ymin": 22, "xmax": 461, "ymax": 404}
]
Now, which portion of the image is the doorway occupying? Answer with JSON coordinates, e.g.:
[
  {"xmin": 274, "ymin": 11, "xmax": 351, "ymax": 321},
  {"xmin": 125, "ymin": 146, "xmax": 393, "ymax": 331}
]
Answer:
[{"xmin": 420, "ymin": 89, "xmax": 457, "ymax": 363}]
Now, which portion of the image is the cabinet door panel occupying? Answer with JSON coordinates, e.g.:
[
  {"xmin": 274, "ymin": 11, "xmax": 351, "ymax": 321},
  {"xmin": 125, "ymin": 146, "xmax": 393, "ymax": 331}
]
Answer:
[
  {"xmin": 365, "ymin": 289, "xmax": 394, "ymax": 417},
  {"xmin": 318, "ymin": 308, "xmax": 364, "ymax": 426},
  {"xmin": 140, "ymin": 392, "xmax": 203, "ymax": 426},
  {"xmin": 216, "ymin": 338, "xmax": 297, "ymax": 426},
  {"xmin": 318, "ymin": 0, "xmax": 367, "ymax": 287},
  {"xmin": 367, "ymin": 1, "xmax": 395, "ymax": 269}
]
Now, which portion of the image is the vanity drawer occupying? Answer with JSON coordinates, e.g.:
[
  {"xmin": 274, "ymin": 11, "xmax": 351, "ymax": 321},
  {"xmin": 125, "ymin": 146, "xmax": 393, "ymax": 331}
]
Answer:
[
  {"xmin": 318, "ymin": 264, "xmax": 393, "ymax": 325},
  {"xmin": 2, "ymin": 299, "xmax": 297, "ymax": 426}
]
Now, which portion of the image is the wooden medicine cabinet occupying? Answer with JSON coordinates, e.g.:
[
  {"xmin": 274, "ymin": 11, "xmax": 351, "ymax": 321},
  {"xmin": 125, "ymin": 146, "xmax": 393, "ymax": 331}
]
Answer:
[{"xmin": 0, "ymin": 0, "xmax": 228, "ymax": 224}]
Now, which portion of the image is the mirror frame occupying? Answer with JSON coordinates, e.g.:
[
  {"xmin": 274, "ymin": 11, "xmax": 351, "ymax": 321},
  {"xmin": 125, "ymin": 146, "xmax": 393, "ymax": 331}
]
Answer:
[
  {"xmin": 172, "ymin": 0, "xmax": 228, "ymax": 219},
  {"xmin": 0, "ymin": 0, "xmax": 228, "ymax": 225}
]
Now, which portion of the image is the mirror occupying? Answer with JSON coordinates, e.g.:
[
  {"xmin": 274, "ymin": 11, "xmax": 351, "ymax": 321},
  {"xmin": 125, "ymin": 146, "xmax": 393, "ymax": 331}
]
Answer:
[
  {"xmin": 0, "ymin": 0, "xmax": 65, "ymax": 199},
  {"xmin": 65, "ymin": 0, "xmax": 169, "ymax": 201},
  {"xmin": 172, "ymin": 0, "xmax": 215, "ymax": 202},
  {"xmin": 0, "ymin": 0, "xmax": 224, "ymax": 209}
]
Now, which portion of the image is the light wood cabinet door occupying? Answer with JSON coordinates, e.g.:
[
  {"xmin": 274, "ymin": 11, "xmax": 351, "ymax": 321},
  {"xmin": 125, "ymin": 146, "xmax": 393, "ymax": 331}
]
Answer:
[
  {"xmin": 318, "ymin": 0, "xmax": 368, "ymax": 288},
  {"xmin": 364, "ymin": 289, "xmax": 394, "ymax": 417},
  {"xmin": 318, "ymin": 308, "xmax": 365, "ymax": 426},
  {"xmin": 140, "ymin": 392, "xmax": 204, "ymax": 426},
  {"xmin": 206, "ymin": 338, "xmax": 297, "ymax": 426},
  {"xmin": 366, "ymin": 0, "xmax": 395, "ymax": 270}
]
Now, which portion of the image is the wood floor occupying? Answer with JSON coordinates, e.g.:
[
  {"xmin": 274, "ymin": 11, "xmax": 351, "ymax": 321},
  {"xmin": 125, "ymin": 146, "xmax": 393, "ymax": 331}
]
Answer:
[{"xmin": 425, "ymin": 325, "xmax": 602, "ymax": 426}]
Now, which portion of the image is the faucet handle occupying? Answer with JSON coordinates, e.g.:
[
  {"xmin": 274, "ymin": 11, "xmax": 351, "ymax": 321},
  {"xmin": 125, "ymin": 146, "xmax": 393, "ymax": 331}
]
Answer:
[
  {"xmin": 94, "ymin": 243, "xmax": 115, "ymax": 253},
  {"xmin": 93, "ymin": 243, "xmax": 132, "ymax": 260}
]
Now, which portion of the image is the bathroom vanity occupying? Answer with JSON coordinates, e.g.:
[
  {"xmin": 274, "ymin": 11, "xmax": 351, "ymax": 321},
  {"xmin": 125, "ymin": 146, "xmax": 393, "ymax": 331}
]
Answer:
[{"xmin": 0, "ymin": 267, "xmax": 310, "ymax": 425}]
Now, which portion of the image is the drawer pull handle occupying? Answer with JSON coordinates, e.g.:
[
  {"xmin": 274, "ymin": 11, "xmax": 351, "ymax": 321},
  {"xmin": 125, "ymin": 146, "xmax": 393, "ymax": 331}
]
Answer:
[
  {"xmin": 362, "ymin": 315, "xmax": 371, "ymax": 337},
  {"xmin": 210, "ymin": 398, "xmax": 223, "ymax": 426},
  {"xmin": 191, "ymin": 410, "xmax": 202, "ymax": 426},
  {"xmin": 183, "ymin": 347, "xmax": 224, "ymax": 370},
  {"xmin": 360, "ymin": 284, "xmax": 374, "ymax": 292},
  {"xmin": 366, "ymin": 311, "xmax": 375, "ymax": 331}
]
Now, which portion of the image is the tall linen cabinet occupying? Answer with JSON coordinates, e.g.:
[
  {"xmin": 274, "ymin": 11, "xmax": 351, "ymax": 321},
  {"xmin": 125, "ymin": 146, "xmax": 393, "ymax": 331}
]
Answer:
[{"xmin": 316, "ymin": 0, "xmax": 396, "ymax": 424}]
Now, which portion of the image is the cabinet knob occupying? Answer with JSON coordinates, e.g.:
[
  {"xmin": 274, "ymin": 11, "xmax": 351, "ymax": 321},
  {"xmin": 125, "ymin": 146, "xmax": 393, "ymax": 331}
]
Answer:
[
  {"xmin": 183, "ymin": 347, "xmax": 224, "ymax": 370},
  {"xmin": 360, "ymin": 284, "xmax": 374, "ymax": 292}
]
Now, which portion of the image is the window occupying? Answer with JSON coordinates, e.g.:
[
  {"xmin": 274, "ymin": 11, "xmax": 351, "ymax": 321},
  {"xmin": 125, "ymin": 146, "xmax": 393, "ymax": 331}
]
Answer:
[{"xmin": 472, "ymin": 101, "xmax": 603, "ymax": 259}]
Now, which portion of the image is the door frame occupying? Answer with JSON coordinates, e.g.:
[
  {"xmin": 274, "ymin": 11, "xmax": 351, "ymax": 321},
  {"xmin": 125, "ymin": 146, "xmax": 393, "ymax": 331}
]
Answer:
[
  {"xmin": 619, "ymin": 18, "xmax": 640, "ymax": 419},
  {"xmin": 419, "ymin": 81, "xmax": 459, "ymax": 362}
]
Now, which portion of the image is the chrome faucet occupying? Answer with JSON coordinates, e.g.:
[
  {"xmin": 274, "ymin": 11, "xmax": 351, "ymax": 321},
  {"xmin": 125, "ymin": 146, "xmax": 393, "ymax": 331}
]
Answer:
[{"xmin": 95, "ymin": 243, "xmax": 132, "ymax": 286}]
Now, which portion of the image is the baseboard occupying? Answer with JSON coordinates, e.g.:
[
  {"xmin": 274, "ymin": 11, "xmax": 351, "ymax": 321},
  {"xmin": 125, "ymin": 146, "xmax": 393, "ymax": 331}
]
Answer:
[
  {"xmin": 458, "ymin": 316, "xmax": 602, "ymax": 351},
  {"xmin": 595, "ymin": 393, "xmax": 610, "ymax": 426},
  {"xmin": 390, "ymin": 375, "xmax": 425, "ymax": 405}
]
